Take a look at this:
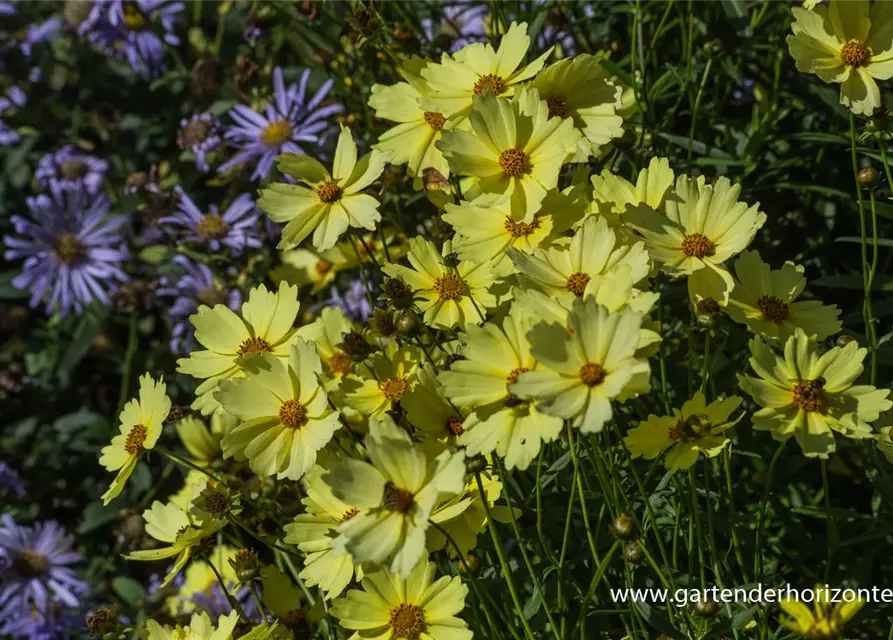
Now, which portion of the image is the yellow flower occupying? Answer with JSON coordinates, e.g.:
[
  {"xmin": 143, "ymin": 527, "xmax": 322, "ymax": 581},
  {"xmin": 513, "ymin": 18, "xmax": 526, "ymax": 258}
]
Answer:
[
  {"xmin": 779, "ymin": 585, "xmax": 863, "ymax": 638},
  {"xmin": 283, "ymin": 465, "xmax": 363, "ymax": 600},
  {"xmin": 738, "ymin": 329, "xmax": 892, "ymax": 457},
  {"xmin": 324, "ymin": 418, "xmax": 466, "ymax": 577},
  {"xmin": 143, "ymin": 611, "xmax": 240, "ymax": 640},
  {"xmin": 369, "ymin": 56, "xmax": 451, "ymax": 181},
  {"xmin": 422, "ymin": 21, "xmax": 552, "ymax": 121},
  {"xmin": 623, "ymin": 175, "xmax": 766, "ymax": 305},
  {"xmin": 330, "ymin": 561, "xmax": 472, "ymax": 640},
  {"xmin": 259, "ymin": 126, "xmax": 391, "ymax": 251},
  {"xmin": 176, "ymin": 282, "xmax": 301, "ymax": 415},
  {"xmin": 382, "ymin": 237, "xmax": 497, "ymax": 329},
  {"xmin": 439, "ymin": 306, "xmax": 564, "ymax": 471},
  {"xmin": 588, "ymin": 156, "xmax": 675, "ymax": 233},
  {"xmin": 787, "ymin": 0, "xmax": 893, "ymax": 115},
  {"xmin": 402, "ymin": 363, "xmax": 469, "ymax": 447},
  {"xmin": 512, "ymin": 297, "xmax": 651, "ymax": 433},
  {"xmin": 624, "ymin": 392, "xmax": 742, "ymax": 471},
  {"xmin": 296, "ymin": 306, "xmax": 356, "ymax": 379},
  {"xmin": 127, "ymin": 500, "xmax": 224, "ymax": 587},
  {"xmin": 532, "ymin": 53, "xmax": 624, "ymax": 158},
  {"xmin": 99, "ymin": 374, "xmax": 171, "ymax": 505},
  {"xmin": 507, "ymin": 215, "xmax": 651, "ymax": 307},
  {"xmin": 271, "ymin": 245, "xmax": 354, "ymax": 294},
  {"xmin": 165, "ymin": 545, "xmax": 239, "ymax": 616},
  {"xmin": 216, "ymin": 340, "xmax": 341, "ymax": 480},
  {"xmin": 726, "ymin": 250, "xmax": 841, "ymax": 341},
  {"xmin": 259, "ymin": 565, "xmax": 306, "ymax": 625},
  {"xmin": 442, "ymin": 189, "xmax": 583, "ymax": 272},
  {"xmin": 437, "ymin": 87, "xmax": 582, "ymax": 213},
  {"xmin": 175, "ymin": 416, "xmax": 222, "ymax": 467},
  {"xmin": 341, "ymin": 343, "xmax": 421, "ymax": 417},
  {"xmin": 428, "ymin": 471, "xmax": 504, "ymax": 557}
]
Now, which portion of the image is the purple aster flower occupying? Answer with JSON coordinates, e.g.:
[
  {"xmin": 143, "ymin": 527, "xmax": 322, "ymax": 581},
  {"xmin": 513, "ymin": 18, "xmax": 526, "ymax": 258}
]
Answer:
[
  {"xmin": 0, "ymin": 515, "xmax": 87, "ymax": 637},
  {"xmin": 79, "ymin": 0, "xmax": 183, "ymax": 79},
  {"xmin": 0, "ymin": 86, "xmax": 26, "ymax": 147},
  {"xmin": 327, "ymin": 280, "xmax": 372, "ymax": 322},
  {"xmin": 14, "ymin": 16, "xmax": 62, "ymax": 57},
  {"xmin": 3, "ymin": 186, "xmax": 129, "ymax": 317},
  {"xmin": 177, "ymin": 113, "xmax": 222, "ymax": 173},
  {"xmin": 157, "ymin": 255, "xmax": 241, "ymax": 354},
  {"xmin": 0, "ymin": 2, "xmax": 16, "ymax": 16},
  {"xmin": 422, "ymin": 2, "xmax": 489, "ymax": 53},
  {"xmin": 0, "ymin": 462, "xmax": 25, "ymax": 498},
  {"xmin": 219, "ymin": 67, "xmax": 343, "ymax": 181},
  {"xmin": 35, "ymin": 145, "xmax": 108, "ymax": 196},
  {"xmin": 160, "ymin": 189, "xmax": 261, "ymax": 254}
]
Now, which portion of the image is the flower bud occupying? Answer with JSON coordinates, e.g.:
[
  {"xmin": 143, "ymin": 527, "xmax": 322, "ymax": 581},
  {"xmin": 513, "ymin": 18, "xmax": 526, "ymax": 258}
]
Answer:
[
  {"xmin": 458, "ymin": 553, "xmax": 480, "ymax": 575},
  {"xmin": 228, "ymin": 548, "xmax": 260, "ymax": 583},
  {"xmin": 396, "ymin": 311, "xmax": 420, "ymax": 336},
  {"xmin": 612, "ymin": 515, "xmax": 637, "ymax": 540},
  {"xmin": 858, "ymin": 167, "xmax": 880, "ymax": 188},
  {"xmin": 465, "ymin": 455, "xmax": 488, "ymax": 474},
  {"xmin": 624, "ymin": 541, "xmax": 644, "ymax": 564},
  {"xmin": 85, "ymin": 607, "xmax": 120, "ymax": 638},
  {"xmin": 836, "ymin": 334, "xmax": 857, "ymax": 348},
  {"xmin": 340, "ymin": 331, "xmax": 371, "ymax": 362},
  {"xmin": 693, "ymin": 596, "xmax": 718, "ymax": 617}
]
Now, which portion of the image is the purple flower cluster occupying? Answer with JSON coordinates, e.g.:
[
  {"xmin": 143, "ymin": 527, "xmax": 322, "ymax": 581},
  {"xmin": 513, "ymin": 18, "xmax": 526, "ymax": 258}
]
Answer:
[
  {"xmin": 0, "ymin": 462, "xmax": 25, "ymax": 498},
  {"xmin": 0, "ymin": 515, "xmax": 87, "ymax": 639},
  {"xmin": 161, "ymin": 189, "xmax": 261, "ymax": 254},
  {"xmin": 3, "ymin": 186, "xmax": 129, "ymax": 317},
  {"xmin": 0, "ymin": 86, "xmax": 26, "ymax": 147},
  {"xmin": 178, "ymin": 113, "xmax": 223, "ymax": 173},
  {"xmin": 422, "ymin": 2, "xmax": 489, "ymax": 53},
  {"xmin": 158, "ymin": 255, "xmax": 242, "ymax": 354},
  {"xmin": 327, "ymin": 280, "xmax": 373, "ymax": 322},
  {"xmin": 219, "ymin": 67, "xmax": 342, "ymax": 180},
  {"xmin": 79, "ymin": 0, "xmax": 183, "ymax": 78},
  {"xmin": 35, "ymin": 145, "xmax": 108, "ymax": 196}
]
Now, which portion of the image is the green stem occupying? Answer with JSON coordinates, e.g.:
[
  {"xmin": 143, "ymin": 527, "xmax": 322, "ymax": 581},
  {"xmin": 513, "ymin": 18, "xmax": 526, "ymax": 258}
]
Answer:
[
  {"xmin": 249, "ymin": 581, "xmax": 269, "ymax": 623},
  {"xmin": 115, "ymin": 312, "xmax": 138, "ymax": 419},
  {"xmin": 474, "ymin": 472, "xmax": 537, "ymax": 640},
  {"xmin": 687, "ymin": 468, "xmax": 706, "ymax": 590},
  {"xmin": 821, "ymin": 459, "xmax": 834, "ymax": 583},
  {"xmin": 568, "ymin": 428, "xmax": 602, "ymax": 568},
  {"xmin": 687, "ymin": 57, "xmax": 713, "ymax": 167},
  {"xmin": 755, "ymin": 441, "xmax": 786, "ymax": 581},
  {"xmin": 573, "ymin": 541, "xmax": 621, "ymax": 638}
]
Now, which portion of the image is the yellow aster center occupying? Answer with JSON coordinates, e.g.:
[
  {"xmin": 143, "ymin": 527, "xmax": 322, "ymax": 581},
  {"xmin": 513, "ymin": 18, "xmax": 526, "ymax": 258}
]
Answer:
[
  {"xmin": 13, "ymin": 550, "xmax": 48, "ymax": 578},
  {"xmin": 328, "ymin": 351, "xmax": 351, "ymax": 376},
  {"xmin": 382, "ymin": 481, "xmax": 415, "ymax": 513},
  {"xmin": 260, "ymin": 119, "xmax": 292, "ymax": 147},
  {"xmin": 423, "ymin": 111, "xmax": 446, "ymax": 131},
  {"xmin": 182, "ymin": 119, "xmax": 213, "ymax": 146},
  {"xmin": 840, "ymin": 39, "xmax": 870, "ymax": 67},
  {"xmin": 316, "ymin": 180, "xmax": 343, "ymax": 204},
  {"xmin": 433, "ymin": 273, "xmax": 465, "ymax": 301},
  {"xmin": 499, "ymin": 148, "xmax": 531, "ymax": 178},
  {"xmin": 196, "ymin": 213, "xmax": 230, "ymax": 240},
  {"xmin": 473, "ymin": 73, "xmax": 506, "ymax": 96},
  {"xmin": 339, "ymin": 508, "xmax": 360, "ymax": 523},
  {"xmin": 565, "ymin": 272, "xmax": 591, "ymax": 297},
  {"xmin": 446, "ymin": 416, "xmax": 465, "ymax": 436},
  {"xmin": 579, "ymin": 362, "xmax": 606, "ymax": 387},
  {"xmin": 792, "ymin": 379, "xmax": 826, "ymax": 413},
  {"xmin": 380, "ymin": 377, "xmax": 409, "ymax": 400},
  {"xmin": 756, "ymin": 295, "xmax": 790, "ymax": 323},
  {"xmin": 547, "ymin": 98, "xmax": 568, "ymax": 119},
  {"xmin": 54, "ymin": 233, "xmax": 85, "ymax": 266},
  {"xmin": 278, "ymin": 399, "xmax": 308, "ymax": 428},
  {"xmin": 389, "ymin": 603, "xmax": 425, "ymax": 639},
  {"xmin": 681, "ymin": 233, "xmax": 715, "ymax": 258},
  {"xmin": 236, "ymin": 336, "xmax": 271, "ymax": 356},
  {"xmin": 123, "ymin": 2, "xmax": 147, "ymax": 30},
  {"xmin": 504, "ymin": 215, "xmax": 541, "ymax": 238},
  {"xmin": 125, "ymin": 424, "xmax": 148, "ymax": 455},
  {"xmin": 506, "ymin": 367, "xmax": 530, "ymax": 385},
  {"xmin": 60, "ymin": 159, "xmax": 89, "ymax": 180}
]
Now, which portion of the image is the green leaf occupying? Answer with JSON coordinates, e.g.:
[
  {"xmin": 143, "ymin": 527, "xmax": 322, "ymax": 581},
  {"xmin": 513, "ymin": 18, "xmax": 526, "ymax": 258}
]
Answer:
[
  {"xmin": 113, "ymin": 577, "xmax": 147, "ymax": 608},
  {"xmin": 77, "ymin": 502, "xmax": 118, "ymax": 535},
  {"xmin": 834, "ymin": 236, "xmax": 893, "ymax": 248}
]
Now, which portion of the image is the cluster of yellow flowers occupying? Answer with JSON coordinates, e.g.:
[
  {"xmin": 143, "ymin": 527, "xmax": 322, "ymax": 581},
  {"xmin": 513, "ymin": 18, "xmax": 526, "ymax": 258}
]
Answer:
[{"xmin": 97, "ymin": 13, "xmax": 893, "ymax": 640}]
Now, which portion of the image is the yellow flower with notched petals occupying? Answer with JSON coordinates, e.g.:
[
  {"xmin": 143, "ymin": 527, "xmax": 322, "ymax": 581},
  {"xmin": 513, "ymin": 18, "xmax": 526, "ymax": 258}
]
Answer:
[
  {"xmin": 99, "ymin": 374, "xmax": 171, "ymax": 505},
  {"xmin": 324, "ymin": 418, "xmax": 466, "ymax": 577},
  {"xmin": 259, "ymin": 126, "xmax": 391, "ymax": 251},
  {"xmin": 624, "ymin": 392, "xmax": 742, "ymax": 471},
  {"xmin": 512, "ymin": 297, "xmax": 651, "ymax": 433},
  {"xmin": 437, "ymin": 87, "xmax": 582, "ymax": 214},
  {"xmin": 787, "ymin": 0, "xmax": 893, "ymax": 115},
  {"xmin": 439, "ymin": 306, "xmax": 564, "ymax": 471},
  {"xmin": 738, "ymin": 329, "xmax": 892, "ymax": 458},
  {"xmin": 422, "ymin": 21, "xmax": 552, "ymax": 121},
  {"xmin": 175, "ymin": 416, "xmax": 221, "ymax": 468},
  {"xmin": 283, "ymin": 465, "xmax": 362, "ymax": 600},
  {"xmin": 532, "ymin": 53, "xmax": 624, "ymax": 159},
  {"xmin": 382, "ymin": 237, "xmax": 497, "ymax": 329},
  {"xmin": 143, "ymin": 611, "xmax": 240, "ymax": 640},
  {"xmin": 216, "ymin": 340, "xmax": 341, "ymax": 481},
  {"xmin": 507, "ymin": 215, "xmax": 651, "ymax": 307},
  {"xmin": 369, "ymin": 56, "xmax": 451, "ymax": 182},
  {"xmin": 296, "ymin": 306, "xmax": 355, "ymax": 379},
  {"xmin": 331, "ymin": 561, "xmax": 472, "ymax": 640},
  {"xmin": 127, "ymin": 500, "xmax": 224, "ymax": 588},
  {"xmin": 778, "ymin": 585, "xmax": 863, "ymax": 639},
  {"xmin": 176, "ymin": 282, "xmax": 300, "ymax": 415},
  {"xmin": 428, "ymin": 471, "xmax": 504, "ymax": 557},
  {"xmin": 587, "ymin": 156, "xmax": 674, "ymax": 233},
  {"xmin": 623, "ymin": 175, "xmax": 766, "ymax": 305},
  {"xmin": 341, "ymin": 343, "xmax": 421, "ymax": 417},
  {"xmin": 726, "ymin": 250, "xmax": 841, "ymax": 341},
  {"xmin": 403, "ymin": 363, "xmax": 469, "ymax": 447}
]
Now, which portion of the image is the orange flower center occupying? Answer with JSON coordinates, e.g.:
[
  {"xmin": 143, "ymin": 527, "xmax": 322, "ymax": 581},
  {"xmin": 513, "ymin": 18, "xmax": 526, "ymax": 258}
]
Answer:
[
  {"xmin": 196, "ymin": 213, "xmax": 230, "ymax": 240},
  {"xmin": 473, "ymin": 74, "xmax": 506, "ymax": 96},
  {"xmin": 547, "ymin": 98, "xmax": 568, "ymax": 119},
  {"xmin": 260, "ymin": 119, "xmax": 292, "ymax": 147},
  {"xmin": 278, "ymin": 400, "xmax": 308, "ymax": 428},
  {"xmin": 579, "ymin": 363, "xmax": 606, "ymax": 387},
  {"xmin": 840, "ymin": 39, "xmax": 870, "ymax": 67},
  {"xmin": 316, "ymin": 180, "xmax": 343, "ymax": 204},
  {"xmin": 499, "ymin": 148, "xmax": 531, "ymax": 178},
  {"xmin": 446, "ymin": 416, "xmax": 465, "ymax": 436},
  {"xmin": 382, "ymin": 481, "xmax": 415, "ymax": 513},
  {"xmin": 681, "ymin": 233, "xmax": 715, "ymax": 258},
  {"xmin": 423, "ymin": 111, "xmax": 446, "ymax": 131},
  {"xmin": 125, "ymin": 424, "xmax": 148, "ymax": 455},
  {"xmin": 433, "ymin": 274, "xmax": 465, "ymax": 301},
  {"xmin": 756, "ymin": 295, "xmax": 789, "ymax": 323},
  {"xmin": 504, "ymin": 215, "xmax": 541, "ymax": 238},
  {"xmin": 565, "ymin": 272, "xmax": 591, "ymax": 297},
  {"xmin": 792, "ymin": 379, "xmax": 826, "ymax": 413},
  {"xmin": 380, "ymin": 377, "xmax": 409, "ymax": 400},
  {"xmin": 236, "ymin": 336, "xmax": 271, "ymax": 356},
  {"xmin": 328, "ymin": 351, "xmax": 351, "ymax": 376},
  {"xmin": 339, "ymin": 508, "xmax": 360, "ymax": 523},
  {"xmin": 388, "ymin": 603, "xmax": 425, "ymax": 639}
]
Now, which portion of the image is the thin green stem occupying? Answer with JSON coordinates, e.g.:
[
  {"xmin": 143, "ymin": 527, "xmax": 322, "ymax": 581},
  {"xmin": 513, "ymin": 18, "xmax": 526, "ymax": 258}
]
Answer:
[
  {"xmin": 249, "ymin": 581, "xmax": 269, "ymax": 623},
  {"xmin": 573, "ymin": 541, "xmax": 621, "ymax": 638},
  {"xmin": 755, "ymin": 441, "xmax": 787, "ymax": 581},
  {"xmin": 687, "ymin": 57, "xmax": 714, "ymax": 167},
  {"xmin": 821, "ymin": 459, "xmax": 834, "ymax": 583},
  {"xmin": 115, "ymin": 312, "xmax": 138, "ymax": 418},
  {"xmin": 568, "ymin": 428, "xmax": 602, "ymax": 569}
]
